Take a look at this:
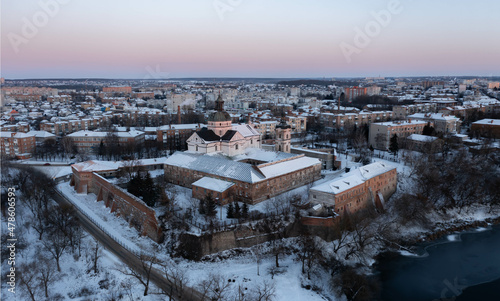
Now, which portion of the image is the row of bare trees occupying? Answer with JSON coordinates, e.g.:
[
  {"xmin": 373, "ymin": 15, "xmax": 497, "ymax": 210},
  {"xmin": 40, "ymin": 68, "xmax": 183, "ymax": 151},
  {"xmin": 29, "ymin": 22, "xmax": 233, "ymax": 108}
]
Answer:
[
  {"xmin": 2, "ymin": 167, "xmax": 104, "ymax": 300},
  {"xmin": 396, "ymin": 149, "xmax": 500, "ymax": 226}
]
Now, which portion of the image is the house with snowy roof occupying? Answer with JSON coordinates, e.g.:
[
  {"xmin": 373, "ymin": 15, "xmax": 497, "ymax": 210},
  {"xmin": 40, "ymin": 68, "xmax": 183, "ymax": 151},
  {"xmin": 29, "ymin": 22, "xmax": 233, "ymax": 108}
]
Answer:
[
  {"xmin": 406, "ymin": 134, "xmax": 443, "ymax": 153},
  {"xmin": 471, "ymin": 119, "xmax": 500, "ymax": 139},
  {"xmin": 407, "ymin": 113, "xmax": 461, "ymax": 134},
  {"xmin": 309, "ymin": 162, "xmax": 397, "ymax": 216}
]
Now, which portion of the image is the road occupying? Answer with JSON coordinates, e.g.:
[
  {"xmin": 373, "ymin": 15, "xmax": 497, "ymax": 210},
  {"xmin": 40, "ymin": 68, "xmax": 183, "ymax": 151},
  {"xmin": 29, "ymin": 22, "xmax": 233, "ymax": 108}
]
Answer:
[{"xmin": 51, "ymin": 188, "xmax": 204, "ymax": 301}]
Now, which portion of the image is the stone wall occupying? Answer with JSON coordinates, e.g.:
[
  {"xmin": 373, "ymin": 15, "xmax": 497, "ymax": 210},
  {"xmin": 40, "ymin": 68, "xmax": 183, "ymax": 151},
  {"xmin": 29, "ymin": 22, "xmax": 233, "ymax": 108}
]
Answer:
[
  {"xmin": 71, "ymin": 170, "xmax": 163, "ymax": 243},
  {"xmin": 178, "ymin": 224, "xmax": 294, "ymax": 260}
]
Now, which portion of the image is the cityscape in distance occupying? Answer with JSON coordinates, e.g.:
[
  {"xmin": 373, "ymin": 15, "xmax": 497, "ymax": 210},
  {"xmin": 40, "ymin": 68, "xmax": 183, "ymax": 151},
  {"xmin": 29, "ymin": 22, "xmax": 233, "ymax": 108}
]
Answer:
[{"xmin": 1, "ymin": 1, "xmax": 500, "ymax": 301}]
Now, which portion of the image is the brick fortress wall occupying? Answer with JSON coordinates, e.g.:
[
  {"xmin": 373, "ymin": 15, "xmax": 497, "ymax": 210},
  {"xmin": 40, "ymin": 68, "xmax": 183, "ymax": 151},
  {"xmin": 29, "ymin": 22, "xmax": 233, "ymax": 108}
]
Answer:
[{"xmin": 71, "ymin": 168, "xmax": 163, "ymax": 242}]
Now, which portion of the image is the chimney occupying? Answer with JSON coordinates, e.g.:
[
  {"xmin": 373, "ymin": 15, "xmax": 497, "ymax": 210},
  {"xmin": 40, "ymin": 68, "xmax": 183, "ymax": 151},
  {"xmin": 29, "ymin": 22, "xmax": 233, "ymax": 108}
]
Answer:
[{"xmin": 177, "ymin": 106, "xmax": 181, "ymax": 124}]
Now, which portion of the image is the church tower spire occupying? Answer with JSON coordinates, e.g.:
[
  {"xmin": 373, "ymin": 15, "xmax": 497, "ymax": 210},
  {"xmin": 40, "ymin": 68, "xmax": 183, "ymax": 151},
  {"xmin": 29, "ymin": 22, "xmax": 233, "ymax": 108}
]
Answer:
[{"xmin": 215, "ymin": 92, "xmax": 224, "ymax": 111}]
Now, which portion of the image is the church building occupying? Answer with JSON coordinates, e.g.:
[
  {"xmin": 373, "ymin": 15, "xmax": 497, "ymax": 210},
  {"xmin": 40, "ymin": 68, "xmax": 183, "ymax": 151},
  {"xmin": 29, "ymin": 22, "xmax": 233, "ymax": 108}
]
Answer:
[{"xmin": 186, "ymin": 94, "xmax": 261, "ymax": 156}]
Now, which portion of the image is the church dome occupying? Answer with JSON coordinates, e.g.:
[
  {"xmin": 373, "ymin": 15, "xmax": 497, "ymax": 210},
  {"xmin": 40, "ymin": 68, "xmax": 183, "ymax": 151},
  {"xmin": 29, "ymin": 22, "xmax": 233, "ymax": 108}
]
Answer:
[
  {"xmin": 209, "ymin": 110, "xmax": 232, "ymax": 122},
  {"xmin": 209, "ymin": 93, "xmax": 232, "ymax": 122}
]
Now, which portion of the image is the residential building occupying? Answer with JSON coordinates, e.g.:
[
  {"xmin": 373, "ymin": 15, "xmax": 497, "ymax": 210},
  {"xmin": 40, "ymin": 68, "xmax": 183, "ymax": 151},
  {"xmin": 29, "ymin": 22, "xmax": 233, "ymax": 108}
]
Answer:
[
  {"xmin": 344, "ymin": 86, "xmax": 367, "ymax": 101},
  {"xmin": 157, "ymin": 123, "xmax": 204, "ymax": 150},
  {"xmin": 393, "ymin": 103, "xmax": 438, "ymax": 120},
  {"xmin": 407, "ymin": 113, "xmax": 461, "ymax": 133},
  {"xmin": 0, "ymin": 132, "xmax": 36, "ymax": 159},
  {"xmin": 67, "ymin": 130, "xmax": 145, "ymax": 152},
  {"xmin": 406, "ymin": 134, "xmax": 442, "ymax": 153},
  {"xmin": 102, "ymin": 86, "xmax": 132, "ymax": 94},
  {"xmin": 369, "ymin": 120, "xmax": 427, "ymax": 150},
  {"xmin": 471, "ymin": 119, "xmax": 500, "ymax": 139}
]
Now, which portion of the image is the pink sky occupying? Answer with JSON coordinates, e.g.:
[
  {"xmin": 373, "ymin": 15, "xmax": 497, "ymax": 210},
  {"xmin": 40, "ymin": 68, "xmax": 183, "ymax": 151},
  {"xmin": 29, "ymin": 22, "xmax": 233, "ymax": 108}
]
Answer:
[{"xmin": 1, "ymin": 0, "xmax": 499, "ymax": 78}]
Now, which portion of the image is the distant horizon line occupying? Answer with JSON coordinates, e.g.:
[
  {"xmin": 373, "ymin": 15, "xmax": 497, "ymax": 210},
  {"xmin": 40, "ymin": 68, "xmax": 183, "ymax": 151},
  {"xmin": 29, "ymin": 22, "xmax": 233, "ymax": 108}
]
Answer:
[{"xmin": 3, "ymin": 75, "xmax": 499, "ymax": 81}]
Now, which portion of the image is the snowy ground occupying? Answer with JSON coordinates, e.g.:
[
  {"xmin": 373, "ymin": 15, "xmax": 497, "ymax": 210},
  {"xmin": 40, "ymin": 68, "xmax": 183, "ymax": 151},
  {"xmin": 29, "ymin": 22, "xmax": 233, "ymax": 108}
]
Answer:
[
  {"xmin": 57, "ymin": 181, "xmax": 341, "ymax": 300},
  {"xmin": 178, "ymin": 252, "xmax": 334, "ymax": 301},
  {"xmin": 1, "ymin": 184, "xmax": 167, "ymax": 301}
]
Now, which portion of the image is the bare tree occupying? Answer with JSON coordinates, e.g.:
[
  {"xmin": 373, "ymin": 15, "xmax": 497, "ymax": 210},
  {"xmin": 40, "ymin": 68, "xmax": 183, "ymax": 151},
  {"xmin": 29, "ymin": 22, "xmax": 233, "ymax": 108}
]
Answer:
[
  {"xmin": 42, "ymin": 229, "xmax": 70, "ymax": 272},
  {"xmin": 46, "ymin": 204, "xmax": 80, "ymax": 254},
  {"xmin": 18, "ymin": 262, "xmax": 39, "ymax": 301},
  {"xmin": 23, "ymin": 188, "xmax": 49, "ymax": 240},
  {"xmin": 197, "ymin": 277, "xmax": 216, "ymax": 301},
  {"xmin": 209, "ymin": 273, "xmax": 232, "ymax": 301},
  {"xmin": 251, "ymin": 281, "xmax": 276, "ymax": 301},
  {"xmin": 86, "ymin": 239, "xmax": 102, "ymax": 274},
  {"xmin": 297, "ymin": 234, "xmax": 322, "ymax": 279},
  {"xmin": 253, "ymin": 245, "xmax": 263, "ymax": 276},
  {"xmin": 331, "ymin": 216, "xmax": 352, "ymax": 254},
  {"xmin": 337, "ymin": 267, "xmax": 379, "ymax": 301},
  {"xmin": 117, "ymin": 253, "xmax": 160, "ymax": 296},
  {"xmin": 161, "ymin": 261, "xmax": 189, "ymax": 299},
  {"xmin": 61, "ymin": 135, "xmax": 78, "ymax": 157},
  {"xmin": 37, "ymin": 255, "xmax": 57, "ymax": 299}
]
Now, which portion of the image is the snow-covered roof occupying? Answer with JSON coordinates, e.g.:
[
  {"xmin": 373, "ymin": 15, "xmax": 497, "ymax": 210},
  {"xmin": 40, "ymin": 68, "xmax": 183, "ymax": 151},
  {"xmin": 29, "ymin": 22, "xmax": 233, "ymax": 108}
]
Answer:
[
  {"xmin": 67, "ymin": 130, "xmax": 144, "ymax": 138},
  {"xmin": 192, "ymin": 177, "xmax": 235, "ymax": 192},
  {"xmin": 72, "ymin": 158, "xmax": 167, "ymax": 173},
  {"xmin": 0, "ymin": 131, "xmax": 35, "ymax": 138},
  {"xmin": 157, "ymin": 124, "xmax": 204, "ymax": 131},
  {"xmin": 472, "ymin": 119, "xmax": 500, "ymax": 126},
  {"xmin": 165, "ymin": 151, "xmax": 320, "ymax": 184},
  {"xmin": 376, "ymin": 120, "xmax": 427, "ymax": 127},
  {"xmin": 407, "ymin": 134, "xmax": 438, "ymax": 142},
  {"xmin": 311, "ymin": 162, "xmax": 395, "ymax": 195},
  {"xmin": 232, "ymin": 124, "xmax": 260, "ymax": 137},
  {"xmin": 165, "ymin": 152, "xmax": 264, "ymax": 183},
  {"xmin": 72, "ymin": 160, "xmax": 121, "ymax": 172},
  {"xmin": 27, "ymin": 130, "xmax": 56, "ymax": 138},
  {"xmin": 407, "ymin": 113, "xmax": 460, "ymax": 121},
  {"xmin": 257, "ymin": 156, "xmax": 320, "ymax": 179},
  {"xmin": 233, "ymin": 148, "xmax": 295, "ymax": 163}
]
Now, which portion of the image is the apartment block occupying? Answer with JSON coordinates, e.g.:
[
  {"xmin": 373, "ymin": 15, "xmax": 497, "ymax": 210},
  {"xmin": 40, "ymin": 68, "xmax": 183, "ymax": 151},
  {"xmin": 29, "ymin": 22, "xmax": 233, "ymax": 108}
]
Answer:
[{"xmin": 369, "ymin": 120, "xmax": 427, "ymax": 150}]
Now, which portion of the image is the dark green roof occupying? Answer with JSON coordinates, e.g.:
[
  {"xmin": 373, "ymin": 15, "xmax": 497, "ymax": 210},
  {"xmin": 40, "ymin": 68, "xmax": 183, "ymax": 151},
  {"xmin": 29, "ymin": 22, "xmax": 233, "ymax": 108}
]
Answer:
[{"xmin": 209, "ymin": 111, "xmax": 232, "ymax": 122}]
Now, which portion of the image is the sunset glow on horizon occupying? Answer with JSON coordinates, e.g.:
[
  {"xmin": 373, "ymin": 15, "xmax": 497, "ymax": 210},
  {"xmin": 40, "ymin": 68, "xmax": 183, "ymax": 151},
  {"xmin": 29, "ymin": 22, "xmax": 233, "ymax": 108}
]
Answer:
[{"xmin": 1, "ymin": 0, "xmax": 499, "ymax": 79}]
